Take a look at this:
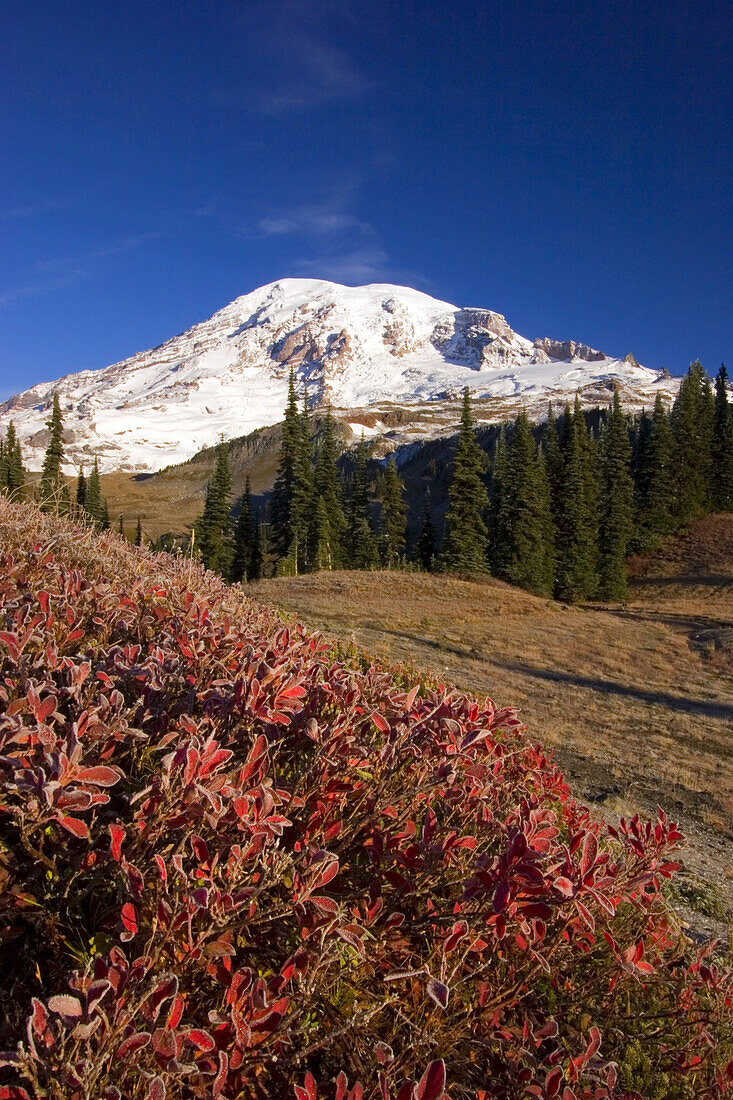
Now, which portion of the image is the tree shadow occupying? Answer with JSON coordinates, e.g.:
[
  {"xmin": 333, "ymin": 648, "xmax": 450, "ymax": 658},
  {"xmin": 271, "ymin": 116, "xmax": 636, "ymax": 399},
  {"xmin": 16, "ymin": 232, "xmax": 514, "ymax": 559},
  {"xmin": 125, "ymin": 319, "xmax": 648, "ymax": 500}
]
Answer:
[{"xmin": 492, "ymin": 660, "xmax": 733, "ymax": 723}]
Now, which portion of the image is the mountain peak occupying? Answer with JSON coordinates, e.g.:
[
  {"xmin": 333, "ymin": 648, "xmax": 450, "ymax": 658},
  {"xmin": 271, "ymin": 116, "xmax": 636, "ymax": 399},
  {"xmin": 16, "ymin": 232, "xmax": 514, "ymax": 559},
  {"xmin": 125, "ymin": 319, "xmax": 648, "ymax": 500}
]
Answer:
[{"xmin": 0, "ymin": 279, "xmax": 678, "ymax": 473}]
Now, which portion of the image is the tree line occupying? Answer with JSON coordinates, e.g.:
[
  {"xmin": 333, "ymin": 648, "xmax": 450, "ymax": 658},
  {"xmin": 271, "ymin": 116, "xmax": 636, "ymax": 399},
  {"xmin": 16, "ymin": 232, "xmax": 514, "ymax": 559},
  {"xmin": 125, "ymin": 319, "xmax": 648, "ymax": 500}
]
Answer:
[
  {"xmin": 5, "ymin": 360, "xmax": 733, "ymax": 600},
  {"xmin": 446, "ymin": 360, "xmax": 733, "ymax": 599},
  {"xmin": 197, "ymin": 361, "xmax": 733, "ymax": 602}
]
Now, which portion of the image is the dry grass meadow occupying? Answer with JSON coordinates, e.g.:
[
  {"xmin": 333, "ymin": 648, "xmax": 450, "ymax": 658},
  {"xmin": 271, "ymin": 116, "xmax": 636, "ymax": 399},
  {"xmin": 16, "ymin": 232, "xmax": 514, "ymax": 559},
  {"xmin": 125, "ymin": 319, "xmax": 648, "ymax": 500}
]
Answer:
[{"xmin": 252, "ymin": 517, "xmax": 733, "ymax": 938}]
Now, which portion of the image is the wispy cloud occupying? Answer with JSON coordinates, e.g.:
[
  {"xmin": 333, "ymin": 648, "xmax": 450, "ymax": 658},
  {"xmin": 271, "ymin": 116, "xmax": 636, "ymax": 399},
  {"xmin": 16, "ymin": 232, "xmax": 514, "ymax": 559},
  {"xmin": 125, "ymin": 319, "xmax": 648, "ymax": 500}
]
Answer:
[
  {"xmin": 247, "ymin": 0, "xmax": 370, "ymax": 113},
  {"xmin": 2, "ymin": 196, "xmax": 78, "ymax": 220},
  {"xmin": 0, "ymin": 233, "xmax": 162, "ymax": 309},
  {"xmin": 258, "ymin": 204, "xmax": 372, "ymax": 238},
  {"xmin": 294, "ymin": 247, "xmax": 392, "ymax": 284}
]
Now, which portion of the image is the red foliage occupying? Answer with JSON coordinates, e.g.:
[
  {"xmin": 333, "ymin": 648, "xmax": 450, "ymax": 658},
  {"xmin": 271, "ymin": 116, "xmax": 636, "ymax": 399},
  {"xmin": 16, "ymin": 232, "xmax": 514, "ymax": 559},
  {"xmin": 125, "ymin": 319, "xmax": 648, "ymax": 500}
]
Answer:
[{"xmin": 0, "ymin": 499, "xmax": 731, "ymax": 1099}]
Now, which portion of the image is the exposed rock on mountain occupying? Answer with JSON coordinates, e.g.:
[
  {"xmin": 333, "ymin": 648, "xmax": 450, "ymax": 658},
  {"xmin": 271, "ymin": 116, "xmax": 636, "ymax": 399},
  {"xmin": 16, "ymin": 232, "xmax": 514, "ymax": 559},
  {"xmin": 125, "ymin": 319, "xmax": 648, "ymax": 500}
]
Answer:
[{"xmin": 0, "ymin": 278, "xmax": 679, "ymax": 472}]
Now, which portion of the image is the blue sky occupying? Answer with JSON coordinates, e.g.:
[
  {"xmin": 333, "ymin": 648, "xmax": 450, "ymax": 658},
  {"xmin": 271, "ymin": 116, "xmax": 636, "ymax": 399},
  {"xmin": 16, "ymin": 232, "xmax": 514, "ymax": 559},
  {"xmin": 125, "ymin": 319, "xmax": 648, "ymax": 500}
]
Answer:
[{"xmin": 1, "ymin": 0, "xmax": 731, "ymax": 397}]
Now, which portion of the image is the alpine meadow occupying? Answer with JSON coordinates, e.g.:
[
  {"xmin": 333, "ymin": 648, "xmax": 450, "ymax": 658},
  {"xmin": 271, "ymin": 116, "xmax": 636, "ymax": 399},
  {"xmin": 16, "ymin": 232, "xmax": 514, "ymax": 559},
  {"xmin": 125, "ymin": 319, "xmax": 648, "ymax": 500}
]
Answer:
[{"xmin": 1, "ymin": 2, "xmax": 733, "ymax": 1098}]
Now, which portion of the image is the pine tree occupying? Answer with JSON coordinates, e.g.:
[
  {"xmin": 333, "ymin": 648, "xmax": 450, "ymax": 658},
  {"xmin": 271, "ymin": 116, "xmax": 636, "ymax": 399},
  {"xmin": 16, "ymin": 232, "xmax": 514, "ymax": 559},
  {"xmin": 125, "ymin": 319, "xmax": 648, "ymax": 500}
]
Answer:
[
  {"xmin": 118, "ymin": 515, "xmax": 125, "ymax": 537},
  {"xmin": 443, "ymin": 388, "xmax": 489, "ymax": 575},
  {"xmin": 231, "ymin": 477, "xmax": 254, "ymax": 583},
  {"xmin": 639, "ymin": 395, "xmax": 676, "ymax": 546},
  {"xmin": 0, "ymin": 437, "xmax": 6, "ymax": 492},
  {"xmin": 85, "ymin": 459, "xmax": 102, "ymax": 526},
  {"xmin": 488, "ymin": 426, "xmax": 509, "ymax": 575},
  {"xmin": 196, "ymin": 441, "xmax": 233, "ymax": 574},
  {"xmin": 556, "ymin": 407, "xmax": 598, "ymax": 601},
  {"xmin": 99, "ymin": 498, "xmax": 110, "ymax": 531},
  {"xmin": 39, "ymin": 394, "xmax": 65, "ymax": 511},
  {"xmin": 598, "ymin": 387, "xmax": 634, "ymax": 600},
  {"xmin": 712, "ymin": 365, "xmax": 733, "ymax": 511},
  {"xmin": 671, "ymin": 361, "xmax": 713, "ymax": 521},
  {"xmin": 574, "ymin": 398, "xmax": 600, "ymax": 560},
  {"xmin": 417, "ymin": 488, "xmax": 436, "ymax": 571},
  {"xmin": 312, "ymin": 409, "xmax": 346, "ymax": 571},
  {"xmin": 76, "ymin": 466, "xmax": 87, "ymax": 510},
  {"xmin": 1, "ymin": 423, "xmax": 24, "ymax": 496},
  {"xmin": 271, "ymin": 370, "xmax": 301, "ymax": 564},
  {"xmin": 290, "ymin": 395, "xmax": 314, "ymax": 574},
  {"xmin": 379, "ymin": 457, "xmax": 407, "ymax": 568},
  {"xmin": 249, "ymin": 510, "xmax": 264, "ymax": 581},
  {"xmin": 347, "ymin": 438, "xmax": 380, "ymax": 569},
  {"xmin": 501, "ymin": 411, "xmax": 554, "ymax": 596},
  {"xmin": 544, "ymin": 405, "xmax": 563, "ymax": 516},
  {"xmin": 135, "ymin": 516, "xmax": 143, "ymax": 547}
]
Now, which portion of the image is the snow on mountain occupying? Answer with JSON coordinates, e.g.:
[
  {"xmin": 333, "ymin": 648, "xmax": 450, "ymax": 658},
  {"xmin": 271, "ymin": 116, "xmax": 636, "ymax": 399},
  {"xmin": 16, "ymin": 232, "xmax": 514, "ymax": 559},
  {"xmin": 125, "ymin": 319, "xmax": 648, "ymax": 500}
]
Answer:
[{"xmin": 0, "ymin": 278, "xmax": 678, "ymax": 473}]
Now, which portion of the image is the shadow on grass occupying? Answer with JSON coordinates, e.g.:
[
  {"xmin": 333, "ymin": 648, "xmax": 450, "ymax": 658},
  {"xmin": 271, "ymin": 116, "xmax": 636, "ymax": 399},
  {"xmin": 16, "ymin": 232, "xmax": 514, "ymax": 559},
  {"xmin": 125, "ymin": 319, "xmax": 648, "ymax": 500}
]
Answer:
[{"xmin": 492, "ymin": 660, "xmax": 733, "ymax": 722}]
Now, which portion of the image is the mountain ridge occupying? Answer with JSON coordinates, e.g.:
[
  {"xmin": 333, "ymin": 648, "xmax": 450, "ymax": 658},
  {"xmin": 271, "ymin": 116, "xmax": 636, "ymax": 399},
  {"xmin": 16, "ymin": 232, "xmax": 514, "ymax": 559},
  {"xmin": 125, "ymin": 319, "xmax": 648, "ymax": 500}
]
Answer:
[{"xmin": 0, "ymin": 277, "xmax": 678, "ymax": 473}]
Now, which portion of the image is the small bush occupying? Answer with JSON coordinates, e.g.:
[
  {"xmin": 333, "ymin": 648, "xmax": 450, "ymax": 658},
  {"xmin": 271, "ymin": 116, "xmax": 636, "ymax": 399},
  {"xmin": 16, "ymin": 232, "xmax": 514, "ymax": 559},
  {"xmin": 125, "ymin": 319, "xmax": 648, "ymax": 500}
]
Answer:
[{"xmin": 0, "ymin": 498, "xmax": 731, "ymax": 1100}]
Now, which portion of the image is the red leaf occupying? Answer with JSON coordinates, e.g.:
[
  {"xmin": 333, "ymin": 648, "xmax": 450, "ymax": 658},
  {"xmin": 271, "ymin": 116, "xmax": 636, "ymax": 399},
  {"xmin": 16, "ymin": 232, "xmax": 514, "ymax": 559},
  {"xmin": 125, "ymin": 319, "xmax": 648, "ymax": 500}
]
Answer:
[
  {"xmin": 371, "ymin": 711, "xmax": 389, "ymax": 732},
  {"xmin": 416, "ymin": 1059, "xmax": 446, "ymax": 1100},
  {"xmin": 314, "ymin": 859, "xmax": 339, "ymax": 889},
  {"xmin": 144, "ymin": 1079, "xmax": 166, "ymax": 1100},
  {"xmin": 121, "ymin": 903, "xmax": 138, "ymax": 936},
  {"xmin": 183, "ymin": 1028, "xmax": 215, "ymax": 1053},
  {"xmin": 58, "ymin": 815, "xmax": 89, "ymax": 840},
  {"xmin": 580, "ymin": 832, "xmax": 598, "ymax": 877},
  {"xmin": 0, "ymin": 1088, "xmax": 32, "ymax": 1099},
  {"xmin": 116, "ymin": 1032, "xmax": 151, "ymax": 1058},
  {"xmin": 545, "ymin": 1066, "xmax": 563, "ymax": 1098},
  {"xmin": 76, "ymin": 766, "xmax": 122, "ymax": 787},
  {"xmin": 109, "ymin": 824, "xmax": 125, "ymax": 862},
  {"xmin": 426, "ymin": 977, "xmax": 450, "ymax": 1009},
  {"xmin": 554, "ymin": 876, "xmax": 575, "ymax": 898},
  {"xmin": 47, "ymin": 994, "xmax": 83, "ymax": 1019},
  {"xmin": 212, "ymin": 1050, "xmax": 228, "ymax": 1097},
  {"xmin": 310, "ymin": 895, "xmax": 338, "ymax": 914}
]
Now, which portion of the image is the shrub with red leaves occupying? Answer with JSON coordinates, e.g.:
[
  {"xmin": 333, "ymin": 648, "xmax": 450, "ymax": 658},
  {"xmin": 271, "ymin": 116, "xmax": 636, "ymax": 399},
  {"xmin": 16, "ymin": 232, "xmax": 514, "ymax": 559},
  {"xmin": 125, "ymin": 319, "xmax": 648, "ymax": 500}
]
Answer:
[{"xmin": 0, "ymin": 498, "xmax": 731, "ymax": 1100}]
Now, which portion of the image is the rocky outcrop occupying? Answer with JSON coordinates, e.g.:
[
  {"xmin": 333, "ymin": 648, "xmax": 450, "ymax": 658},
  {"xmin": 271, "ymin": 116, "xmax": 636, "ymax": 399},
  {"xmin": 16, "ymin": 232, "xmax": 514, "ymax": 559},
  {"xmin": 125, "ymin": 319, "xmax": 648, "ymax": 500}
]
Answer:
[{"xmin": 533, "ymin": 338, "xmax": 606, "ymax": 362}]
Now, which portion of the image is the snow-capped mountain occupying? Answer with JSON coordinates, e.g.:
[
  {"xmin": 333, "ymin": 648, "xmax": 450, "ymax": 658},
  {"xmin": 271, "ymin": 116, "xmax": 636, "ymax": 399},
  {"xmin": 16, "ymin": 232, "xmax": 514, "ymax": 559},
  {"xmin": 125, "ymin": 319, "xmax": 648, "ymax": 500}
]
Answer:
[{"xmin": 0, "ymin": 278, "xmax": 678, "ymax": 473}]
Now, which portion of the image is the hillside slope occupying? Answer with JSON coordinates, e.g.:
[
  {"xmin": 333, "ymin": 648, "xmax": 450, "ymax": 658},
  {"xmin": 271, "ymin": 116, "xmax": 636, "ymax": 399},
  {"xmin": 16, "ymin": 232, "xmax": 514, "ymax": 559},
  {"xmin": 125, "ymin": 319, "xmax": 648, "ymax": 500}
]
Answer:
[
  {"xmin": 251, "ymin": 557, "xmax": 733, "ymax": 930},
  {"xmin": 0, "ymin": 278, "xmax": 678, "ymax": 473},
  {"xmin": 1, "ymin": 497, "xmax": 732, "ymax": 1099}
]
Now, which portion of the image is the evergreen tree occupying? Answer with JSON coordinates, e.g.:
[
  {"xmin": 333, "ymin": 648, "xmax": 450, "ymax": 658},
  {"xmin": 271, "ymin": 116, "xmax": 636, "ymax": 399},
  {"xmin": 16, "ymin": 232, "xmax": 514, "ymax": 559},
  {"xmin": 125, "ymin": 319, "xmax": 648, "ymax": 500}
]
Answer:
[
  {"xmin": 501, "ymin": 411, "xmax": 554, "ymax": 595},
  {"xmin": 638, "ymin": 395, "xmax": 676, "ymax": 546},
  {"xmin": 2, "ymin": 423, "xmax": 24, "ymax": 495},
  {"xmin": 99, "ymin": 498, "xmax": 110, "ymax": 531},
  {"xmin": 85, "ymin": 459, "xmax": 102, "ymax": 526},
  {"xmin": 712, "ymin": 365, "xmax": 733, "ymax": 511},
  {"xmin": 0, "ymin": 423, "xmax": 23, "ymax": 496},
  {"xmin": 544, "ymin": 404, "xmax": 563, "ymax": 517},
  {"xmin": 196, "ymin": 441, "xmax": 233, "ymax": 574},
  {"xmin": 249, "ymin": 510, "xmax": 264, "ymax": 581},
  {"xmin": 231, "ymin": 477, "xmax": 254, "ymax": 583},
  {"xmin": 671, "ymin": 361, "xmax": 713, "ymax": 521},
  {"xmin": 488, "ymin": 425, "xmax": 509, "ymax": 575},
  {"xmin": 598, "ymin": 387, "xmax": 634, "ymax": 600},
  {"xmin": 271, "ymin": 370, "xmax": 301, "ymax": 564},
  {"xmin": 312, "ymin": 409, "xmax": 346, "ymax": 571},
  {"xmin": 39, "ymin": 394, "xmax": 65, "ymax": 511},
  {"xmin": 574, "ymin": 398, "xmax": 600, "ymax": 561},
  {"xmin": 631, "ymin": 409, "xmax": 652, "ymax": 549},
  {"xmin": 118, "ymin": 515, "xmax": 125, "ymax": 537},
  {"xmin": 417, "ymin": 488, "xmax": 436, "ymax": 571},
  {"xmin": 443, "ymin": 388, "xmax": 489, "ymax": 575},
  {"xmin": 135, "ymin": 516, "xmax": 143, "ymax": 547},
  {"xmin": 76, "ymin": 466, "xmax": 87, "ymax": 510},
  {"xmin": 379, "ymin": 457, "xmax": 407, "ymax": 568},
  {"xmin": 556, "ymin": 406, "xmax": 598, "ymax": 601},
  {"xmin": 290, "ymin": 395, "xmax": 314, "ymax": 573},
  {"xmin": 347, "ymin": 438, "xmax": 380, "ymax": 569}
]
